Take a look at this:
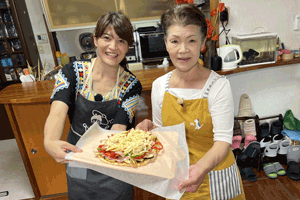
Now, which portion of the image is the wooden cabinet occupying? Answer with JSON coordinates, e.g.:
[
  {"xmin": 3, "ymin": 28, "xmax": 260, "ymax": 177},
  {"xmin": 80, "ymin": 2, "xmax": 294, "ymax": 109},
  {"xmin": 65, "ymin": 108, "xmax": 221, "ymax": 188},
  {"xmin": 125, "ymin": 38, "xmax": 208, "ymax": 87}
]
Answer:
[
  {"xmin": 0, "ymin": 80, "xmax": 71, "ymax": 198},
  {"xmin": 12, "ymin": 103, "xmax": 71, "ymax": 196},
  {"xmin": 41, "ymin": 0, "xmax": 213, "ymax": 31},
  {"xmin": 41, "ymin": 0, "xmax": 116, "ymax": 31},
  {"xmin": 0, "ymin": 103, "xmax": 14, "ymax": 140},
  {"xmin": 0, "ymin": 0, "xmax": 39, "ymax": 87}
]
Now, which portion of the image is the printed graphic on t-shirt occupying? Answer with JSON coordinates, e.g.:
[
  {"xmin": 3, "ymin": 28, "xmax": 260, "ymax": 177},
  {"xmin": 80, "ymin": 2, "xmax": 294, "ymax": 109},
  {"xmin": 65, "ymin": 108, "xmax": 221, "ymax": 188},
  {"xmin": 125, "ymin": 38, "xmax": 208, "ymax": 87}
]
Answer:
[
  {"xmin": 83, "ymin": 110, "xmax": 114, "ymax": 131},
  {"xmin": 190, "ymin": 119, "xmax": 204, "ymax": 130},
  {"xmin": 122, "ymin": 95, "xmax": 140, "ymax": 123},
  {"xmin": 51, "ymin": 70, "xmax": 70, "ymax": 99}
]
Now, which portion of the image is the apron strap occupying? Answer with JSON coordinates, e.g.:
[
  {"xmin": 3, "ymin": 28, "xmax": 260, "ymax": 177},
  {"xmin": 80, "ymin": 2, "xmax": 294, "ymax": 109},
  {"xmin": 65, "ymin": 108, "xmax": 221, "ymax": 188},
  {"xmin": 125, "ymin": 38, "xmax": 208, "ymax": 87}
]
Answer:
[
  {"xmin": 115, "ymin": 66, "xmax": 121, "ymax": 98},
  {"xmin": 203, "ymin": 75, "xmax": 224, "ymax": 99},
  {"xmin": 164, "ymin": 70, "xmax": 173, "ymax": 93},
  {"xmin": 80, "ymin": 58, "xmax": 97, "ymax": 95}
]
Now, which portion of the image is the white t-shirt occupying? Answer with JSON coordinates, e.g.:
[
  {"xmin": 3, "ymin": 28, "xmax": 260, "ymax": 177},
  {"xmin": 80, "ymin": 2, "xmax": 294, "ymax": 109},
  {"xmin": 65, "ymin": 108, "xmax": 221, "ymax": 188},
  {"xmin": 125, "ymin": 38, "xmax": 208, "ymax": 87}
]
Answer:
[{"xmin": 151, "ymin": 70, "xmax": 234, "ymax": 144}]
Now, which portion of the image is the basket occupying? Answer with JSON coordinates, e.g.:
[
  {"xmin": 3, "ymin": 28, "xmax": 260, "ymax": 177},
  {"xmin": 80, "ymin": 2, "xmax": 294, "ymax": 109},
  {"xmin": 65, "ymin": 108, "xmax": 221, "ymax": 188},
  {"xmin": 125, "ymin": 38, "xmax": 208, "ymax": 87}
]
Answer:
[{"xmin": 281, "ymin": 129, "xmax": 300, "ymax": 146}]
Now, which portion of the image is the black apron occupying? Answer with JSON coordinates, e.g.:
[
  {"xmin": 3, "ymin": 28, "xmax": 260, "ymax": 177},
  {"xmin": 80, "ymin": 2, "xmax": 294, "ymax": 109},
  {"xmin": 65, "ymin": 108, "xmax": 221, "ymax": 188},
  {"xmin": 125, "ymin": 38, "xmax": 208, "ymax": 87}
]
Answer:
[{"xmin": 66, "ymin": 60, "xmax": 134, "ymax": 200}]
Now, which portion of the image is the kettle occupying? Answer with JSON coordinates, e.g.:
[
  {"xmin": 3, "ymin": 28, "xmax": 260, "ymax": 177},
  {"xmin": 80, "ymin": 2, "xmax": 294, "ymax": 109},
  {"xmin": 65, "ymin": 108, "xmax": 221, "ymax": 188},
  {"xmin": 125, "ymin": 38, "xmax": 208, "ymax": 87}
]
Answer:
[{"xmin": 217, "ymin": 45, "xmax": 242, "ymax": 69}]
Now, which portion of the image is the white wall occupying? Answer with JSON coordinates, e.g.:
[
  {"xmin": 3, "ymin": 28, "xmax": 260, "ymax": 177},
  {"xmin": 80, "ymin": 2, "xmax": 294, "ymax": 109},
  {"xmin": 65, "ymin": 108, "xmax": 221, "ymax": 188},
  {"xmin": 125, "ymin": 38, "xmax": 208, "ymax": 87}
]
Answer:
[
  {"xmin": 219, "ymin": 0, "xmax": 300, "ymax": 49},
  {"xmin": 220, "ymin": 0, "xmax": 300, "ymax": 119},
  {"xmin": 25, "ymin": 0, "xmax": 300, "ymax": 119},
  {"xmin": 227, "ymin": 65, "xmax": 300, "ymax": 119},
  {"xmin": 56, "ymin": 28, "xmax": 94, "ymax": 59},
  {"xmin": 24, "ymin": 0, "xmax": 55, "ymax": 71}
]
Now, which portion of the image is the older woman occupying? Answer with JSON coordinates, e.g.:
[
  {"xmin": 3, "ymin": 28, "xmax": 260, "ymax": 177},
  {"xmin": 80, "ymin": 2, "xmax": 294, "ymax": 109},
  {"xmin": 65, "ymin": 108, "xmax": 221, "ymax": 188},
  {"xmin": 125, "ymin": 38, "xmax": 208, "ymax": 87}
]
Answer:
[
  {"xmin": 44, "ymin": 11, "xmax": 142, "ymax": 200},
  {"xmin": 137, "ymin": 4, "xmax": 246, "ymax": 200}
]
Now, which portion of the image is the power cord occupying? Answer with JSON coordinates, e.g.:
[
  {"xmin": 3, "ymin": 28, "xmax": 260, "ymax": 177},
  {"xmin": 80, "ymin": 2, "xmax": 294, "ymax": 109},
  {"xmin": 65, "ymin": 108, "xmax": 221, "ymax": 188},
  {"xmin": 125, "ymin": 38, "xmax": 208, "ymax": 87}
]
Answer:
[
  {"xmin": 219, "ymin": 20, "xmax": 231, "ymax": 45},
  {"xmin": 219, "ymin": 8, "xmax": 231, "ymax": 44}
]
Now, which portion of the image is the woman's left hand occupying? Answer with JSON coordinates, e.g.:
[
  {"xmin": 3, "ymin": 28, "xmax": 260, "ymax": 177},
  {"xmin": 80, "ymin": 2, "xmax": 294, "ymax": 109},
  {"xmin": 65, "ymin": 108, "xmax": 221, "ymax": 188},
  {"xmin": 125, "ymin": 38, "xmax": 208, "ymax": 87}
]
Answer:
[{"xmin": 178, "ymin": 163, "xmax": 207, "ymax": 193}]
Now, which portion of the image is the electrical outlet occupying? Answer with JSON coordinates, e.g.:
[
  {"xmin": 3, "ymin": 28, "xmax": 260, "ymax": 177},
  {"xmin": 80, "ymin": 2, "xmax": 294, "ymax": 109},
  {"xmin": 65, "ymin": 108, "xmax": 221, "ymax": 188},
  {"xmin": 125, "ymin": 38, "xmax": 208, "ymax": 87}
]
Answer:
[
  {"xmin": 37, "ymin": 34, "xmax": 48, "ymax": 44},
  {"xmin": 38, "ymin": 45, "xmax": 45, "ymax": 54},
  {"xmin": 294, "ymin": 14, "xmax": 300, "ymax": 31}
]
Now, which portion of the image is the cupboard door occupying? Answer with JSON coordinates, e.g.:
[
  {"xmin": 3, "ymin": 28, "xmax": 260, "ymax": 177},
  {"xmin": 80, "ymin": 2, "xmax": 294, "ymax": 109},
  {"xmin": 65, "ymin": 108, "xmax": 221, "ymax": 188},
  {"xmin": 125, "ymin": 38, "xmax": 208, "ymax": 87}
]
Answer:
[
  {"xmin": 117, "ymin": 0, "xmax": 175, "ymax": 22},
  {"xmin": 12, "ymin": 103, "xmax": 70, "ymax": 197},
  {"xmin": 42, "ymin": 0, "xmax": 214, "ymax": 31},
  {"xmin": 41, "ymin": 0, "xmax": 117, "ymax": 31}
]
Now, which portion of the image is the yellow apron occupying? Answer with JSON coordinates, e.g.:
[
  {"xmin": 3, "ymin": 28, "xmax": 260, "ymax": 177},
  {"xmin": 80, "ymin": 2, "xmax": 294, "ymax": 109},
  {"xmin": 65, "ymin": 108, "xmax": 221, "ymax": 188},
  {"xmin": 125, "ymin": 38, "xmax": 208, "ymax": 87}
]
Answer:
[{"xmin": 162, "ymin": 73, "xmax": 245, "ymax": 200}]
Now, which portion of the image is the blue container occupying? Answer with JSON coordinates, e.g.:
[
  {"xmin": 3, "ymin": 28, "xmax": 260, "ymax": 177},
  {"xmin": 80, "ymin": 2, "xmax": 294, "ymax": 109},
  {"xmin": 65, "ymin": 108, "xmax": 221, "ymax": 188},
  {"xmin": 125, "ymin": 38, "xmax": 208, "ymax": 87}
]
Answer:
[
  {"xmin": 1, "ymin": 59, "xmax": 7, "ymax": 67},
  {"xmin": 7, "ymin": 57, "xmax": 12, "ymax": 66}
]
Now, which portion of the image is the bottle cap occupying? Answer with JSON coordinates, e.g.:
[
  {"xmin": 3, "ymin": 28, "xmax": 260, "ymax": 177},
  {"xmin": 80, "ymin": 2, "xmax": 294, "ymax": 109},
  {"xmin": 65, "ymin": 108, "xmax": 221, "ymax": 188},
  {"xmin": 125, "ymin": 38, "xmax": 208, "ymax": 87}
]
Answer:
[{"xmin": 56, "ymin": 51, "xmax": 61, "ymax": 57}]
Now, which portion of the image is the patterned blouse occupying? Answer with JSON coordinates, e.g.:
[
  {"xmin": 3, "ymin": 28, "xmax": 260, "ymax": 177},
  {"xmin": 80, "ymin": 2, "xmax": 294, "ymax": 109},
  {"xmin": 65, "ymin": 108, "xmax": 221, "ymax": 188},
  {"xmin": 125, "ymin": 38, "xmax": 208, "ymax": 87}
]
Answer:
[{"xmin": 50, "ymin": 59, "xmax": 142, "ymax": 128}]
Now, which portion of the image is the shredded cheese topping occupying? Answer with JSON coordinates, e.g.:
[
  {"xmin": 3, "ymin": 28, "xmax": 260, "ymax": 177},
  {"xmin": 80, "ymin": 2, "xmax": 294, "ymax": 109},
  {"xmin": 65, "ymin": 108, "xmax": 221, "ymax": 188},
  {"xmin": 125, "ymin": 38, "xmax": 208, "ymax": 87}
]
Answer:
[{"xmin": 102, "ymin": 129, "xmax": 156, "ymax": 156}]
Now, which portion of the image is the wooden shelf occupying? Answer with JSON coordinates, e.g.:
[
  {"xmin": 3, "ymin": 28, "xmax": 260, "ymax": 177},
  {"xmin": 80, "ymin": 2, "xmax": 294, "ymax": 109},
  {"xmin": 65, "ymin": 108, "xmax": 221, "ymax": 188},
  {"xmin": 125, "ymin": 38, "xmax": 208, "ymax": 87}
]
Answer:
[
  {"xmin": 6, "ymin": 36, "xmax": 18, "ymax": 39},
  {"xmin": 0, "ymin": 0, "xmax": 37, "ymax": 85},
  {"xmin": 217, "ymin": 57, "xmax": 300, "ymax": 75},
  {"xmin": 2, "ymin": 65, "xmax": 13, "ymax": 68},
  {"xmin": 11, "ymin": 50, "xmax": 23, "ymax": 54},
  {"xmin": 134, "ymin": 57, "xmax": 300, "ymax": 91},
  {"xmin": 0, "ymin": 50, "xmax": 23, "ymax": 55},
  {"xmin": 0, "ymin": 51, "xmax": 9, "ymax": 55},
  {"xmin": 3, "ymin": 64, "xmax": 27, "ymax": 68},
  {"xmin": 16, "ymin": 64, "xmax": 26, "ymax": 67}
]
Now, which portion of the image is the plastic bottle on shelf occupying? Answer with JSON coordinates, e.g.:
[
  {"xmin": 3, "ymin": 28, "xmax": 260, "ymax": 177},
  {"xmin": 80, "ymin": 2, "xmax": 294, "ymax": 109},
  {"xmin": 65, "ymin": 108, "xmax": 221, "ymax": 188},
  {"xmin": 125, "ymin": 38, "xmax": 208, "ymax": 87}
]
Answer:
[
  {"xmin": 55, "ymin": 51, "xmax": 62, "ymax": 66},
  {"xmin": 162, "ymin": 57, "xmax": 169, "ymax": 67},
  {"xmin": 157, "ymin": 57, "xmax": 169, "ymax": 68},
  {"xmin": 61, "ymin": 53, "xmax": 69, "ymax": 67}
]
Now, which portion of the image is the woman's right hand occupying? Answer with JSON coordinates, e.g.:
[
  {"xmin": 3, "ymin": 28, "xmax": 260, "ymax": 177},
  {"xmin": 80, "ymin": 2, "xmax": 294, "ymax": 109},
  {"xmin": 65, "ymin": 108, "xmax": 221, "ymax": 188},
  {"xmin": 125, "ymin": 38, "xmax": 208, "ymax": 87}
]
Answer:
[
  {"xmin": 44, "ymin": 140, "xmax": 82, "ymax": 164},
  {"xmin": 136, "ymin": 119, "xmax": 157, "ymax": 131}
]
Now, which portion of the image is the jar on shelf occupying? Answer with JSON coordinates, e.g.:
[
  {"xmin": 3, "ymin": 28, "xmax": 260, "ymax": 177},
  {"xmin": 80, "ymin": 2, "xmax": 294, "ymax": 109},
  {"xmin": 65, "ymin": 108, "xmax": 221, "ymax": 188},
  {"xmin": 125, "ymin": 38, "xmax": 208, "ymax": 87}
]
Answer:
[
  {"xmin": 0, "ymin": 25, "xmax": 4, "ymax": 38},
  {"xmin": 10, "ymin": 39, "xmax": 22, "ymax": 51},
  {"xmin": 0, "ymin": 0, "xmax": 7, "ymax": 7}
]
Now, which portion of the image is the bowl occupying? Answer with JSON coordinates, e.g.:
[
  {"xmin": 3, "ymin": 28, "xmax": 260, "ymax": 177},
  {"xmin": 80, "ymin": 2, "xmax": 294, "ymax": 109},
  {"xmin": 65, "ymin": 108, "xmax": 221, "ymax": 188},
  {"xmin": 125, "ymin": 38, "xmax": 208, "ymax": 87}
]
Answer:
[{"xmin": 281, "ymin": 53, "xmax": 294, "ymax": 61}]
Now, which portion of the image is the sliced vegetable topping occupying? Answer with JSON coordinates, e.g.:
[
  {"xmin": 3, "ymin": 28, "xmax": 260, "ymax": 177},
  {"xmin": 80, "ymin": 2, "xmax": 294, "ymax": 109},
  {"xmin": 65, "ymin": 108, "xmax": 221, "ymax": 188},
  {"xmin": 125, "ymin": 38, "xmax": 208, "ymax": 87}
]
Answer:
[{"xmin": 151, "ymin": 141, "xmax": 163, "ymax": 151}]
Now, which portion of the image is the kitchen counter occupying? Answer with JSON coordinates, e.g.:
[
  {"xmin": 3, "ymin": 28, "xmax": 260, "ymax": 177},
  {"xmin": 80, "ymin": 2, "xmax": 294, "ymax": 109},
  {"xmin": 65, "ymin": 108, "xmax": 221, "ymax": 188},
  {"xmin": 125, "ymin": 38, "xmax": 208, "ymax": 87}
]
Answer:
[
  {"xmin": 2, "ymin": 56, "xmax": 300, "ymax": 104},
  {"xmin": 0, "ymin": 66, "xmax": 174, "ymax": 105}
]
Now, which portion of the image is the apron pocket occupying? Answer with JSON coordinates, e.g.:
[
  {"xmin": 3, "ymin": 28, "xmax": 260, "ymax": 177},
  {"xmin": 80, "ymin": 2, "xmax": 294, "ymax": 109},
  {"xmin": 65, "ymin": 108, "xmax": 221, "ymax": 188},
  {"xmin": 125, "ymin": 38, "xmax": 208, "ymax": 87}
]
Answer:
[{"xmin": 209, "ymin": 162, "xmax": 242, "ymax": 200}]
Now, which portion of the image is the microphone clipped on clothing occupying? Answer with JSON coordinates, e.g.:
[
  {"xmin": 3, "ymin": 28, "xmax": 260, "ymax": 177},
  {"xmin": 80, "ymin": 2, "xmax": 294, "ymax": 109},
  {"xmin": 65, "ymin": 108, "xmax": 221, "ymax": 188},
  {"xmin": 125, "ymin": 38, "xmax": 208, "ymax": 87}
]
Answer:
[
  {"xmin": 177, "ymin": 97, "xmax": 184, "ymax": 107},
  {"xmin": 95, "ymin": 94, "xmax": 103, "ymax": 101}
]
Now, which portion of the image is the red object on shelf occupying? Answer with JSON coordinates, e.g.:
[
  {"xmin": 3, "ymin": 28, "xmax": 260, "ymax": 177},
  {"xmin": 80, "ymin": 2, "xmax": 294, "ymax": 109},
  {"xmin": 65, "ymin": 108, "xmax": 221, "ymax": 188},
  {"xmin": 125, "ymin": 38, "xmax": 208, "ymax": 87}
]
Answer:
[{"xmin": 23, "ymin": 68, "xmax": 29, "ymax": 75}]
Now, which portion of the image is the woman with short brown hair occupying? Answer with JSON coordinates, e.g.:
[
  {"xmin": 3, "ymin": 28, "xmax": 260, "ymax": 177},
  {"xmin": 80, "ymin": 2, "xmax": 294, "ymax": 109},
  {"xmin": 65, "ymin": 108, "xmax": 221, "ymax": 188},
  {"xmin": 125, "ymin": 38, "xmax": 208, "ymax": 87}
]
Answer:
[{"xmin": 44, "ymin": 11, "xmax": 142, "ymax": 200}]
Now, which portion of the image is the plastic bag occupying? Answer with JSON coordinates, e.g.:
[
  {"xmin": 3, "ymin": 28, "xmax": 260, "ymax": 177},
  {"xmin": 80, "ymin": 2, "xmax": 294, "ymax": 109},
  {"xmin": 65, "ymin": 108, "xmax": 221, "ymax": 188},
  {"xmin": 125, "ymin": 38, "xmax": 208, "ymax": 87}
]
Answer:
[{"xmin": 283, "ymin": 110, "xmax": 300, "ymax": 131}]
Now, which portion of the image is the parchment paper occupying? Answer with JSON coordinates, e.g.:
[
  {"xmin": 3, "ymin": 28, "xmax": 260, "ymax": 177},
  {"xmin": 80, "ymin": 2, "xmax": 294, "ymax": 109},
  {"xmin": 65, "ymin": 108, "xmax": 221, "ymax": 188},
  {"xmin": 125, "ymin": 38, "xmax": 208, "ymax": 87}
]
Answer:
[{"xmin": 65, "ymin": 122, "xmax": 189, "ymax": 200}]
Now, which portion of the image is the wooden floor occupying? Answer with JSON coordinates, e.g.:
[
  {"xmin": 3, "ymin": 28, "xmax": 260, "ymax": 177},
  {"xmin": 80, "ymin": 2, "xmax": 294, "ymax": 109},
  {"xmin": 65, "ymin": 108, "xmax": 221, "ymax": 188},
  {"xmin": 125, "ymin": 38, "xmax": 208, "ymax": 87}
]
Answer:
[
  {"xmin": 242, "ymin": 165, "xmax": 300, "ymax": 200},
  {"xmin": 25, "ymin": 165, "xmax": 300, "ymax": 200}
]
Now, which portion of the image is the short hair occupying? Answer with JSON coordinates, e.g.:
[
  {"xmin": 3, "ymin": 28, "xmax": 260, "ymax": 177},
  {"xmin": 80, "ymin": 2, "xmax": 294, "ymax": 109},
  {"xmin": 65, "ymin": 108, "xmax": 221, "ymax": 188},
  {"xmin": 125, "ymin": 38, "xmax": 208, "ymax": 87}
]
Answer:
[
  {"xmin": 161, "ymin": 4, "xmax": 207, "ymax": 41},
  {"xmin": 93, "ymin": 11, "xmax": 134, "ymax": 46}
]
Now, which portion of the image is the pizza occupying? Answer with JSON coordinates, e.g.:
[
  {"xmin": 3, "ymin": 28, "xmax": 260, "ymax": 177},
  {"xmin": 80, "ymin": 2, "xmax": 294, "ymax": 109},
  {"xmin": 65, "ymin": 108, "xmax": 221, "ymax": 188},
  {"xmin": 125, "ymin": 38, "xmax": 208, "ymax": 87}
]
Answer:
[{"xmin": 95, "ymin": 128, "xmax": 163, "ymax": 168}]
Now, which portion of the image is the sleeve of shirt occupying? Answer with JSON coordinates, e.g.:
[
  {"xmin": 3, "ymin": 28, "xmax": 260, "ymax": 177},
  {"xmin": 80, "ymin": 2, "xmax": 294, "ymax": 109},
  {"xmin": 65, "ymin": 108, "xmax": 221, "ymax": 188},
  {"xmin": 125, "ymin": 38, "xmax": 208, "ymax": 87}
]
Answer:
[
  {"xmin": 152, "ymin": 76, "xmax": 165, "ymax": 127},
  {"xmin": 50, "ymin": 62, "xmax": 76, "ymax": 106},
  {"xmin": 208, "ymin": 77, "xmax": 234, "ymax": 145},
  {"xmin": 113, "ymin": 78, "xmax": 142, "ymax": 127}
]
